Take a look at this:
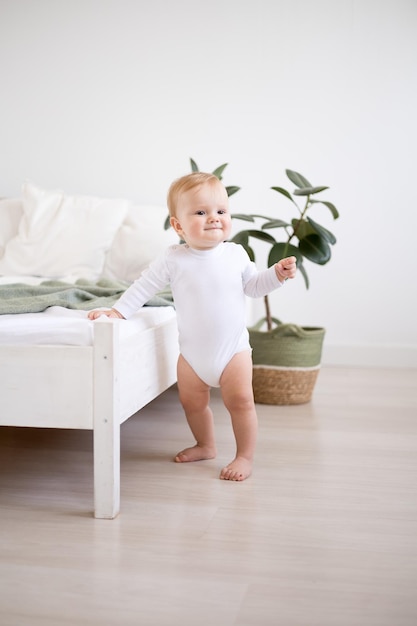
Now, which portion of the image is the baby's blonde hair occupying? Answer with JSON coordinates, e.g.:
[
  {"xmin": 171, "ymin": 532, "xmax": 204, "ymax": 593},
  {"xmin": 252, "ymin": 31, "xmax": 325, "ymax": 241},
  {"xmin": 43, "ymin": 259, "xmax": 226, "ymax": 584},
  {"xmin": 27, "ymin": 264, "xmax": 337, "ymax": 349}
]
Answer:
[{"xmin": 167, "ymin": 172, "xmax": 223, "ymax": 217}]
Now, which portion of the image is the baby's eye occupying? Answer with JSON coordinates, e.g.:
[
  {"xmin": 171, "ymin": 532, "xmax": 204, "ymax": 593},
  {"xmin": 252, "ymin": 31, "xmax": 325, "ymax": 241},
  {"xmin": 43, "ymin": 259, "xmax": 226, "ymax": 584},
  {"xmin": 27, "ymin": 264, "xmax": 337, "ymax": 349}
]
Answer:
[
  {"xmin": 196, "ymin": 210, "xmax": 205, "ymax": 216},
  {"xmin": 218, "ymin": 209, "xmax": 227, "ymax": 214}
]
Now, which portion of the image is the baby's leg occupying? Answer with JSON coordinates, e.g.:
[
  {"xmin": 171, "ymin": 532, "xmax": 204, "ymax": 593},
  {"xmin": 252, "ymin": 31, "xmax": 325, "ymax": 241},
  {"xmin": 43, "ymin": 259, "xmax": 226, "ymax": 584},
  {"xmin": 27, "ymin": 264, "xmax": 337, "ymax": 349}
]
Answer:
[
  {"xmin": 174, "ymin": 354, "xmax": 217, "ymax": 463},
  {"xmin": 219, "ymin": 351, "xmax": 257, "ymax": 481}
]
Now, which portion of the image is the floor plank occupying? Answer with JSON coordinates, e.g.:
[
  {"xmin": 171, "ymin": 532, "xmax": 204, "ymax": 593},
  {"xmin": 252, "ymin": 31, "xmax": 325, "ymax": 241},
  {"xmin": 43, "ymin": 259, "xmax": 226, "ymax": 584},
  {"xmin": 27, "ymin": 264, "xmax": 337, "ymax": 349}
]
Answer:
[{"xmin": 0, "ymin": 367, "xmax": 416, "ymax": 626}]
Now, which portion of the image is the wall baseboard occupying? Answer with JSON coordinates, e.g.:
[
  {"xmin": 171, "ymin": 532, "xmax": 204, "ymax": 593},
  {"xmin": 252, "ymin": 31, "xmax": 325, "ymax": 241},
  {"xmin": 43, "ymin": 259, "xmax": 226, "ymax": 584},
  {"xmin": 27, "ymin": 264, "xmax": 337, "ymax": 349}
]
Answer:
[{"xmin": 322, "ymin": 344, "xmax": 417, "ymax": 368}]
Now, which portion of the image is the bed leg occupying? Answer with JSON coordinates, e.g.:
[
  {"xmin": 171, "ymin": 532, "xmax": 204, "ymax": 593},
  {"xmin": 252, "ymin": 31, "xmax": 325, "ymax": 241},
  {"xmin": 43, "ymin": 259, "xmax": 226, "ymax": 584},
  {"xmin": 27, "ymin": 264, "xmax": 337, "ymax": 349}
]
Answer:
[{"xmin": 93, "ymin": 319, "xmax": 121, "ymax": 519}]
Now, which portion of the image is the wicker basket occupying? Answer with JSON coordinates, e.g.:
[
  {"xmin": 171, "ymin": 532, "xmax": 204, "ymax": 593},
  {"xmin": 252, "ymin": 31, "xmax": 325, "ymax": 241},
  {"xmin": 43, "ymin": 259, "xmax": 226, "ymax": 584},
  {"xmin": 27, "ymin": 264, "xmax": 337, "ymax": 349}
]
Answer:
[
  {"xmin": 252, "ymin": 365, "xmax": 320, "ymax": 405},
  {"xmin": 249, "ymin": 318, "xmax": 325, "ymax": 405}
]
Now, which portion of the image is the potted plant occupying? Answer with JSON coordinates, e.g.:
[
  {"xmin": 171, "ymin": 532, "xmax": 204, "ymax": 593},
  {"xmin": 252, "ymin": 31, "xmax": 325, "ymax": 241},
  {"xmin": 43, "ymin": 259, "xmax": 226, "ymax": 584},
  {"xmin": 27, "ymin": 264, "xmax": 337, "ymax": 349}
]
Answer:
[
  {"xmin": 232, "ymin": 168, "xmax": 339, "ymax": 404},
  {"xmin": 167, "ymin": 159, "xmax": 339, "ymax": 405}
]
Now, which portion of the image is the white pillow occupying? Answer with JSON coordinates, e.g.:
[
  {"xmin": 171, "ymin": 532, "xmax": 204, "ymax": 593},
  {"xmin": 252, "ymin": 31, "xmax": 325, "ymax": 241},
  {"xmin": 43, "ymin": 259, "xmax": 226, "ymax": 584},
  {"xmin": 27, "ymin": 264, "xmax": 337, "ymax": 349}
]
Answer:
[
  {"xmin": 0, "ymin": 182, "xmax": 130, "ymax": 280},
  {"xmin": 0, "ymin": 198, "xmax": 24, "ymax": 258},
  {"xmin": 101, "ymin": 205, "xmax": 178, "ymax": 283}
]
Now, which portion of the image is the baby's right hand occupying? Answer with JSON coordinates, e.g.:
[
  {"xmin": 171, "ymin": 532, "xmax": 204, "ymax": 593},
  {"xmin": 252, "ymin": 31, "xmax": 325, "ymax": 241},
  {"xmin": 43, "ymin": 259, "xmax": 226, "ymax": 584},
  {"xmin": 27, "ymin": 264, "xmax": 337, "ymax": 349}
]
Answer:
[{"xmin": 87, "ymin": 308, "xmax": 125, "ymax": 320}]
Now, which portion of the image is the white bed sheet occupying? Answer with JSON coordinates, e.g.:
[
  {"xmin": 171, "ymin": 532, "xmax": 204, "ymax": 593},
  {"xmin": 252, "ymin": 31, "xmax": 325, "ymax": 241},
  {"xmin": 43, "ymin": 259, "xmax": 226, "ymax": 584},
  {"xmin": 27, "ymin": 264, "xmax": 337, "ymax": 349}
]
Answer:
[
  {"xmin": 0, "ymin": 306, "xmax": 176, "ymax": 346},
  {"xmin": 0, "ymin": 275, "xmax": 176, "ymax": 346}
]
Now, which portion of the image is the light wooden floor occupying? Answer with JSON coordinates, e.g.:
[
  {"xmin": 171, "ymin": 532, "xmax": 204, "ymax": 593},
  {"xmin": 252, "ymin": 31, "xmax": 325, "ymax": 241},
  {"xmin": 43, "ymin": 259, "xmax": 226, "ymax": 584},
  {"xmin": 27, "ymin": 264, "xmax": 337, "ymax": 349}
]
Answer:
[{"xmin": 0, "ymin": 367, "xmax": 416, "ymax": 626}]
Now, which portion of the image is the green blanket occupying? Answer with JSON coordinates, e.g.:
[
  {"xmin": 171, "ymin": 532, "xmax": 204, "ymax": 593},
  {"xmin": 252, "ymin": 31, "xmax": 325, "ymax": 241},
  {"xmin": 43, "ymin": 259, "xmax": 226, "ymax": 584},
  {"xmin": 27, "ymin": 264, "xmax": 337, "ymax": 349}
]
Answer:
[{"xmin": 0, "ymin": 278, "xmax": 174, "ymax": 315}]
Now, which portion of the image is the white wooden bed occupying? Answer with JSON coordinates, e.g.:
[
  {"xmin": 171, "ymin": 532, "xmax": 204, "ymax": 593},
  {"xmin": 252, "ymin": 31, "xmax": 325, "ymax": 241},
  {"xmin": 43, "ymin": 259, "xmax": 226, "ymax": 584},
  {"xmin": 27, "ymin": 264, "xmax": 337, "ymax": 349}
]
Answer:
[
  {"xmin": 0, "ymin": 183, "xmax": 179, "ymax": 518},
  {"xmin": 0, "ymin": 313, "xmax": 179, "ymax": 519}
]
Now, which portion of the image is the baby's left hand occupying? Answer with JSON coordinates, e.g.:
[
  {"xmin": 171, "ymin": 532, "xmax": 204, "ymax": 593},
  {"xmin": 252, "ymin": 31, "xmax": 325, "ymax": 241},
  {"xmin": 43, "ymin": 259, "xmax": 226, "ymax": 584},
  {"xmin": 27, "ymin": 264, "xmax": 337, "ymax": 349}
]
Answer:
[{"xmin": 275, "ymin": 256, "xmax": 297, "ymax": 282}]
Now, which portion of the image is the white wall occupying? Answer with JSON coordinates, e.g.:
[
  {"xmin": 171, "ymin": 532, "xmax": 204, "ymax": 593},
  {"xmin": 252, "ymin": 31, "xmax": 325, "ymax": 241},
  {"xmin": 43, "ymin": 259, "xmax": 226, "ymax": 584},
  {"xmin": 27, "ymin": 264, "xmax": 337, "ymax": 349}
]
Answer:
[{"xmin": 1, "ymin": 0, "xmax": 416, "ymax": 367}]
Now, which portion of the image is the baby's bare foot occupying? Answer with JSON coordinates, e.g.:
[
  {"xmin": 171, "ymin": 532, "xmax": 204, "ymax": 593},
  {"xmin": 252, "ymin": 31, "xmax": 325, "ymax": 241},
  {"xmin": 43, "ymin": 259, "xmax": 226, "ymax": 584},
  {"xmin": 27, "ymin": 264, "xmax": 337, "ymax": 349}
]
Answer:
[
  {"xmin": 174, "ymin": 444, "xmax": 216, "ymax": 463},
  {"xmin": 220, "ymin": 456, "xmax": 252, "ymax": 481}
]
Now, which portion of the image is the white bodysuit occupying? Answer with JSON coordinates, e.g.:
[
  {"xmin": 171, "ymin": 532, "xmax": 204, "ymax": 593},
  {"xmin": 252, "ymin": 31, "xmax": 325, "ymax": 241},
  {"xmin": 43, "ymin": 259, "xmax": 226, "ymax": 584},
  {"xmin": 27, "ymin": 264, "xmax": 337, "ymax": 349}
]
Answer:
[{"xmin": 114, "ymin": 242, "xmax": 283, "ymax": 387}]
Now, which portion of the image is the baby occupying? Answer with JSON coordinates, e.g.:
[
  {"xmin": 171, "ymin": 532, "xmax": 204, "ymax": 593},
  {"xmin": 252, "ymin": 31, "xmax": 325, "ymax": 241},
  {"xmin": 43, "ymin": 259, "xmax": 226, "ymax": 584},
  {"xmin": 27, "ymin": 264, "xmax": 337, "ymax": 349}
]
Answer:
[{"xmin": 88, "ymin": 172, "xmax": 296, "ymax": 481}]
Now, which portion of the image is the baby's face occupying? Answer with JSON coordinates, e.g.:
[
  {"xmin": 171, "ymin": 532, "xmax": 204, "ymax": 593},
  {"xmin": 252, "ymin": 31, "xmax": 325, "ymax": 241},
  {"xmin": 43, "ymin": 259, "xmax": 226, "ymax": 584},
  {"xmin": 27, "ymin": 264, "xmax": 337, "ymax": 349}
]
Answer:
[{"xmin": 170, "ymin": 182, "xmax": 231, "ymax": 250}]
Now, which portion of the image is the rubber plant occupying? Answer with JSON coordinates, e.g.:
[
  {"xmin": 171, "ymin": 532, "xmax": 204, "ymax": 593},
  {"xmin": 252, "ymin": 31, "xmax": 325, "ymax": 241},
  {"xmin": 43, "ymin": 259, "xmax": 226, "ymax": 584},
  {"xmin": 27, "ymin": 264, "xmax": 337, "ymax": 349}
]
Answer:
[{"xmin": 230, "ymin": 168, "xmax": 339, "ymax": 330}]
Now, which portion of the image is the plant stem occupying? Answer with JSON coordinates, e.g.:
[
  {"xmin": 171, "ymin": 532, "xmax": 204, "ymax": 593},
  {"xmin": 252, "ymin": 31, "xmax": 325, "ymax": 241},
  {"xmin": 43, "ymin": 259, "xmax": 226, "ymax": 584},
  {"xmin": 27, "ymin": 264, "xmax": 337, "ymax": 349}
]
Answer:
[
  {"xmin": 264, "ymin": 294, "xmax": 272, "ymax": 331},
  {"xmin": 287, "ymin": 195, "xmax": 310, "ymax": 244}
]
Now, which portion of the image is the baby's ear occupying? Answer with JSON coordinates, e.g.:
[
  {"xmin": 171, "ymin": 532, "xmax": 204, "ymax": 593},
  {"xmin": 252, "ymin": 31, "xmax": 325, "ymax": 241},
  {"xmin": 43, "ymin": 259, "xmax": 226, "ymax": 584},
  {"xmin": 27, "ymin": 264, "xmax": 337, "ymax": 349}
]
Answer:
[{"xmin": 170, "ymin": 216, "xmax": 182, "ymax": 234}]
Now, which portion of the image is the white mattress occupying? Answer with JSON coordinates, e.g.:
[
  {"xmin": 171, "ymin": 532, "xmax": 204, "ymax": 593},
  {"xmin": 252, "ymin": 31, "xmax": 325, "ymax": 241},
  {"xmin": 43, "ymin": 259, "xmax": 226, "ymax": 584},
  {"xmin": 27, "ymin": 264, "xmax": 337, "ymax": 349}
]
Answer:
[
  {"xmin": 0, "ymin": 275, "xmax": 176, "ymax": 346},
  {"xmin": 0, "ymin": 306, "xmax": 176, "ymax": 347}
]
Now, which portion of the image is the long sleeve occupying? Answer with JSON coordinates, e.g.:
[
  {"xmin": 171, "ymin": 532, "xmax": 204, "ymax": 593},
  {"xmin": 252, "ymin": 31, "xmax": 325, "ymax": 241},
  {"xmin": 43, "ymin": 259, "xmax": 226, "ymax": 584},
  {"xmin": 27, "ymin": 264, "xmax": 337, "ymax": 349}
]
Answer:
[
  {"xmin": 113, "ymin": 253, "xmax": 170, "ymax": 319},
  {"xmin": 242, "ymin": 259, "xmax": 284, "ymax": 298}
]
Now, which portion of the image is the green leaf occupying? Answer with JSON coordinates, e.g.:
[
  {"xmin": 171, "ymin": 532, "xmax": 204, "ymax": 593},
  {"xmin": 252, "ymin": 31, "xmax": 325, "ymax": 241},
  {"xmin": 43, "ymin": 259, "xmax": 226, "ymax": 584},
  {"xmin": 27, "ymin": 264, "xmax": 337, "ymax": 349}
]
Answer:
[
  {"xmin": 232, "ymin": 213, "xmax": 281, "ymax": 223},
  {"xmin": 293, "ymin": 186, "xmax": 329, "ymax": 196},
  {"xmin": 267, "ymin": 242, "xmax": 302, "ymax": 267},
  {"xmin": 271, "ymin": 186, "xmax": 295, "ymax": 203},
  {"xmin": 212, "ymin": 163, "xmax": 228, "ymax": 179},
  {"xmin": 291, "ymin": 218, "xmax": 315, "ymax": 240},
  {"xmin": 246, "ymin": 229, "xmax": 277, "ymax": 244},
  {"xmin": 246, "ymin": 244, "xmax": 255, "ymax": 262},
  {"xmin": 285, "ymin": 170, "xmax": 312, "ymax": 188},
  {"xmin": 261, "ymin": 219, "xmax": 290, "ymax": 229},
  {"xmin": 164, "ymin": 214, "xmax": 171, "ymax": 230},
  {"xmin": 250, "ymin": 213, "xmax": 282, "ymax": 221},
  {"xmin": 230, "ymin": 234, "xmax": 255, "ymax": 261},
  {"xmin": 307, "ymin": 217, "xmax": 337, "ymax": 245},
  {"xmin": 226, "ymin": 185, "xmax": 240, "ymax": 197},
  {"xmin": 298, "ymin": 263, "xmax": 310, "ymax": 289},
  {"xmin": 231, "ymin": 213, "xmax": 255, "ymax": 222},
  {"xmin": 190, "ymin": 157, "xmax": 199, "ymax": 172},
  {"xmin": 230, "ymin": 231, "xmax": 249, "ymax": 245},
  {"xmin": 299, "ymin": 234, "xmax": 331, "ymax": 265},
  {"xmin": 310, "ymin": 199, "xmax": 339, "ymax": 219}
]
